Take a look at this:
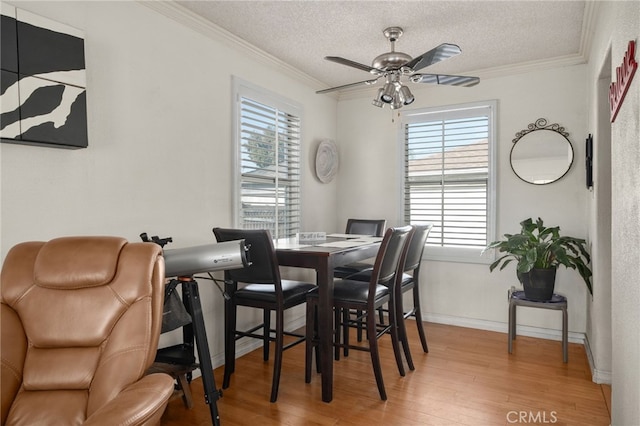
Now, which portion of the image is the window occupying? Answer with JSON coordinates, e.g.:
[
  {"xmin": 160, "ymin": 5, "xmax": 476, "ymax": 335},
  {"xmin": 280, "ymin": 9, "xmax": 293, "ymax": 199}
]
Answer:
[
  {"xmin": 233, "ymin": 79, "xmax": 301, "ymax": 239},
  {"xmin": 400, "ymin": 101, "xmax": 496, "ymax": 263}
]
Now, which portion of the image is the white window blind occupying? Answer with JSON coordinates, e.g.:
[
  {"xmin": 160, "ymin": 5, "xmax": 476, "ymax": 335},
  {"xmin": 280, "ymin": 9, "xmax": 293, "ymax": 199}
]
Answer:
[
  {"xmin": 402, "ymin": 102, "xmax": 496, "ymax": 262},
  {"xmin": 236, "ymin": 90, "xmax": 301, "ymax": 239}
]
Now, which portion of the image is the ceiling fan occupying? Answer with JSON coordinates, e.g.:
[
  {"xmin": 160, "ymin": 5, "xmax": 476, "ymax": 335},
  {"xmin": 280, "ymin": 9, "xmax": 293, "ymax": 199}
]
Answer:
[{"xmin": 317, "ymin": 26, "xmax": 480, "ymax": 109}]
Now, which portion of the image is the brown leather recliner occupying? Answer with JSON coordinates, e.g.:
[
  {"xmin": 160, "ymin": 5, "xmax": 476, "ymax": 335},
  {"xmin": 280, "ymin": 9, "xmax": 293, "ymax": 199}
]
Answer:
[{"xmin": 1, "ymin": 236, "xmax": 175, "ymax": 425}]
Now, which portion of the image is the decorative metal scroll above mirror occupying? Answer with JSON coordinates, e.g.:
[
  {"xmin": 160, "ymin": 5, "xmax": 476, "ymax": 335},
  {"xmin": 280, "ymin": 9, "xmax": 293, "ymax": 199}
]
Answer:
[{"xmin": 510, "ymin": 118, "xmax": 574, "ymax": 185}]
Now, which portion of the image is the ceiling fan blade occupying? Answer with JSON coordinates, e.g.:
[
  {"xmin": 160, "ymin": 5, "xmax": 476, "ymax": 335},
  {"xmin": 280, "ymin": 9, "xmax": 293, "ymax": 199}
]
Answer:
[
  {"xmin": 410, "ymin": 73, "xmax": 480, "ymax": 87},
  {"xmin": 325, "ymin": 56, "xmax": 382, "ymax": 74},
  {"xmin": 316, "ymin": 78, "xmax": 380, "ymax": 94},
  {"xmin": 404, "ymin": 43, "xmax": 462, "ymax": 72}
]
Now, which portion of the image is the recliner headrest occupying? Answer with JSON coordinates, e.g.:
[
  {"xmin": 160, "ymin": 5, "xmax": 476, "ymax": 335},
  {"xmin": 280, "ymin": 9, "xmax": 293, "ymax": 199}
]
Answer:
[{"xmin": 34, "ymin": 236, "xmax": 128, "ymax": 289}]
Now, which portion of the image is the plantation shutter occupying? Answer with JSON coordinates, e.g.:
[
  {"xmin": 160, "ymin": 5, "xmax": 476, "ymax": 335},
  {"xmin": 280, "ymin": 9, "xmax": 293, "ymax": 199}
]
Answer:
[
  {"xmin": 404, "ymin": 112, "xmax": 490, "ymax": 249},
  {"xmin": 239, "ymin": 96, "xmax": 301, "ymax": 239}
]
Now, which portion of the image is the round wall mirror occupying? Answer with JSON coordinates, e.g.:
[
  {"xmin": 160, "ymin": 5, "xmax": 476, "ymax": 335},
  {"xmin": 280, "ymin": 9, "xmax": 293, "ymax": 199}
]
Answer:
[{"xmin": 510, "ymin": 119, "xmax": 574, "ymax": 185}]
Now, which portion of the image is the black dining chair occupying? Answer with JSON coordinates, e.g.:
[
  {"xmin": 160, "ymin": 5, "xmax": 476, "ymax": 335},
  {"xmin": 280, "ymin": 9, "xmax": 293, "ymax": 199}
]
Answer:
[
  {"xmin": 342, "ymin": 223, "xmax": 433, "ymax": 371},
  {"xmin": 305, "ymin": 225, "xmax": 414, "ymax": 400},
  {"xmin": 344, "ymin": 218, "xmax": 387, "ymax": 236},
  {"xmin": 333, "ymin": 219, "xmax": 387, "ymax": 342},
  {"xmin": 213, "ymin": 227, "xmax": 316, "ymax": 402},
  {"xmin": 333, "ymin": 218, "xmax": 386, "ymax": 279}
]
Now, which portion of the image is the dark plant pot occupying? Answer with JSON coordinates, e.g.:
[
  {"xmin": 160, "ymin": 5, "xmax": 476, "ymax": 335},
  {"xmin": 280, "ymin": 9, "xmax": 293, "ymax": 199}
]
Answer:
[{"xmin": 517, "ymin": 268, "xmax": 557, "ymax": 301}]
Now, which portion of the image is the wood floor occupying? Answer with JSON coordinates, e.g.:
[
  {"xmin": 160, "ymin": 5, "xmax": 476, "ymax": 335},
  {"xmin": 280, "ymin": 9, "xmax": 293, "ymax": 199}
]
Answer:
[{"xmin": 160, "ymin": 322, "xmax": 611, "ymax": 426}]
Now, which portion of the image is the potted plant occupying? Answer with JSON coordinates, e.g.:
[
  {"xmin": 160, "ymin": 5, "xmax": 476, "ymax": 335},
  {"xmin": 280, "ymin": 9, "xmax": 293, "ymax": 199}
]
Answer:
[{"xmin": 486, "ymin": 218, "xmax": 592, "ymax": 301}]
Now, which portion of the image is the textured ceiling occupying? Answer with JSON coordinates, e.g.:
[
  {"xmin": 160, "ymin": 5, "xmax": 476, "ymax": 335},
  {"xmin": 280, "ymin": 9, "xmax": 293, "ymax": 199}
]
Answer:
[{"xmin": 175, "ymin": 1, "xmax": 587, "ymax": 92}]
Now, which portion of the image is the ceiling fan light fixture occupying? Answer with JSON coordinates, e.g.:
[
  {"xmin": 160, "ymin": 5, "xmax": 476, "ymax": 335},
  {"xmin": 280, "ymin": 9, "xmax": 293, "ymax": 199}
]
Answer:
[
  {"xmin": 318, "ymin": 26, "xmax": 479, "ymax": 110},
  {"xmin": 381, "ymin": 82, "xmax": 396, "ymax": 103},
  {"xmin": 372, "ymin": 88, "xmax": 384, "ymax": 107},
  {"xmin": 399, "ymin": 85, "xmax": 414, "ymax": 105},
  {"xmin": 390, "ymin": 92, "xmax": 404, "ymax": 110}
]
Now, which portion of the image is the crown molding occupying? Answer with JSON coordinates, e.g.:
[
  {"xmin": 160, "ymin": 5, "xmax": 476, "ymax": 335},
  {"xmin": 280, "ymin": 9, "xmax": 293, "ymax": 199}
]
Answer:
[
  {"xmin": 579, "ymin": 1, "xmax": 599, "ymax": 61},
  {"xmin": 471, "ymin": 53, "xmax": 587, "ymax": 81},
  {"xmin": 138, "ymin": 1, "xmax": 325, "ymax": 91},
  {"xmin": 140, "ymin": 0, "xmax": 593, "ymax": 103}
]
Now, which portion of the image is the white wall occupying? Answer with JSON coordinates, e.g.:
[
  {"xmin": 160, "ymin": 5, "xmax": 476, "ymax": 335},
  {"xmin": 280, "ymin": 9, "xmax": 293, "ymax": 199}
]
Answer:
[
  {"xmin": 0, "ymin": 1, "xmax": 338, "ymax": 364},
  {"xmin": 336, "ymin": 64, "xmax": 591, "ymax": 335},
  {"xmin": 585, "ymin": 3, "xmax": 614, "ymax": 387},
  {"xmin": 586, "ymin": 2, "xmax": 640, "ymax": 424}
]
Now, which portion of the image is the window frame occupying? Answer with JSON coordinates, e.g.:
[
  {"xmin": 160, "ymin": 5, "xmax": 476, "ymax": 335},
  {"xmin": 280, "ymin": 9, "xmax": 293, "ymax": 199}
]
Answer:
[
  {"xmin": 398, "ymin": 100, "xmax": 497, "ymax": 264},
  {"xmin": 232, "ymin": 77, "xmax": 303, "ymax": 239}
]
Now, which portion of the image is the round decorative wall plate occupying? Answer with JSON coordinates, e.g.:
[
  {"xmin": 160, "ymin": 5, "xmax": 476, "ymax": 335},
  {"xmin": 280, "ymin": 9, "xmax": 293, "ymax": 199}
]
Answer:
[{"xmin": 315, "ymin": 139, "xmax": 338, "ymax": 183}]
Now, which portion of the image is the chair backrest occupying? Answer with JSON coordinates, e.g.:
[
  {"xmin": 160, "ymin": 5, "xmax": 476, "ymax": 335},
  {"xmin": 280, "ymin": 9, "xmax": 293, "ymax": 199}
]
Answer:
[
  {"xmin": 345, "ymin": 218, "xmax": 387, "ymax": 237},
  {"xmin": 403, "ymin": 223, "xmax": 433, "ymax": 273},
  {"xmin": 0, "ymin": 236, "xmax": 165, "ymax": 424},
  {"xmin": 366, "ymin": 226, "xmax": 413, "ymax": 303},
  {"xmin": 212, "ymin": 227, "xmax": 281, "ymax": 287}
]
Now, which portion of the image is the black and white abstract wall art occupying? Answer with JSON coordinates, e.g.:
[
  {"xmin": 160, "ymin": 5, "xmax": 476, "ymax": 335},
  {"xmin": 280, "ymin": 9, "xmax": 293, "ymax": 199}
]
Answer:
[{"xmin": 1, "ymin": 5, "xmax": 88, "ymax": 148}]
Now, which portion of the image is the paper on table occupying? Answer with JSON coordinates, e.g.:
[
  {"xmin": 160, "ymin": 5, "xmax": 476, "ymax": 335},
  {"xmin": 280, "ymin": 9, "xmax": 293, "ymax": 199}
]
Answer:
[
  {"xmin": 349, "ymin": 236, "xmax": 383, "ymax": 243},
  {"xmin": 273, "ymin": 239, "xmax": 311, "ymax": 249},
  {"xmin": 316, "ymin": 240, "xmax": 374, "ymax": 248},
  {"xmin": 326, "ymin": 233, "xmax": 377, "ymax": 239}
]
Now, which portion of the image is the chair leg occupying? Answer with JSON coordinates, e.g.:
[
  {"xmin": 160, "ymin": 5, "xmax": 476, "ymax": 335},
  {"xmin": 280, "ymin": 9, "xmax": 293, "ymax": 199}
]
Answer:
[
  {"xmin": 269, "ymin": 309, "xmax": 284, "ymax": 402},
  {"xmin": 413, "ymin": 285, "xmax": 428, "ymax": 353},
  {"xmin": 314, "ymin": 321, "xmax": 321, "ymax": 374},
  {"xmin": 263, "ymin": 309, "xmax": 271, "ymax": 361},
  {"xmin": 396, "ymin": 296, "xmax": 414, "ymax": 371},
  {"xmin": 176, "ymin": 372, "xmax": 194, "ymax": 409},
  {"xmin": 305, "ymin": 301, "xmax": 315, "ymax": 383},
  {"xmin": 388, "ymin": 298, "xmax": 406, "ymax": 377},
  {"xmin": 334, "ymin": 307, "xmax": 341, "ymax": 361},
  {"xmin": 223, "ymin": 300, "xmax": 237, "ymax": 389},
  {"xmin": 342, "ymin": 308, "xmax": 350, "ymax": 357},
  {"xmin": 356, "ymin": 309, "xmax": 364, "ymax": 342},
  {"xmin": 367, "ymin": 313, "xmax": 387, "ymax": 401}
]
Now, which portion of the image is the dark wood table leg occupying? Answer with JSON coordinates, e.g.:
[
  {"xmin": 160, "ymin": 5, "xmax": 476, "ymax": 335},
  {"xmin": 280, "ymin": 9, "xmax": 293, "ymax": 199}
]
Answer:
[{"xmin": 316, "ymin": 258, "xmax": 334, "ymax": 402}]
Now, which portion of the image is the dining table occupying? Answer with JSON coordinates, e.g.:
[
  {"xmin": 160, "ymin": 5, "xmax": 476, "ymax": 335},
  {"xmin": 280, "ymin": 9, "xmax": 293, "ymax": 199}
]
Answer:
[{"xmin": 274, "ymin": 234, "xmax": 382, "ymax": 402}]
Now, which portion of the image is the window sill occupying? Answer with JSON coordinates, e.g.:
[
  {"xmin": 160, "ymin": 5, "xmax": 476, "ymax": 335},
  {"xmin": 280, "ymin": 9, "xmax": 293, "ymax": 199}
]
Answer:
[{"xmin": 423, "ymin": 247, "xmax": 494, "ymax": 265}]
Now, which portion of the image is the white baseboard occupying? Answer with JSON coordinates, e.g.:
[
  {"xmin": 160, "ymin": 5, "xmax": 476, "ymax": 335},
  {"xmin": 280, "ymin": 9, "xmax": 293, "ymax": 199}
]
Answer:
[
  {"xmin": 591, "ymin": 368, "xmax": 613, "ymax": 385},
  {"xmin": 421, "ymin": 312, "xmax": 586, "ymax": 344},
  {"xmin": 583, "ymin": 334, "xmax": 613, "ymax": 384}
]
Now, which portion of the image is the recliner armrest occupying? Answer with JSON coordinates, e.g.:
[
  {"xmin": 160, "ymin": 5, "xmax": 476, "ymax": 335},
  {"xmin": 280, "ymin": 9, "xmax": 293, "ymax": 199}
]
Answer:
[{"xmin": 83, "ymin": 373, "xmax": 174, "ymax": 426}]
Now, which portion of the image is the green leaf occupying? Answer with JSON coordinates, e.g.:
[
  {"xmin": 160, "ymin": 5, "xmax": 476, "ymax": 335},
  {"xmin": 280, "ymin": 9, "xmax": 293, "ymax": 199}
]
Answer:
[
  {"xmin": 486, "ymin": 217, "xmax": 592, "ymax": 295},
  {"xmin": 499, "ymin": 258, "xmax": 515, "ymax": 271}
]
